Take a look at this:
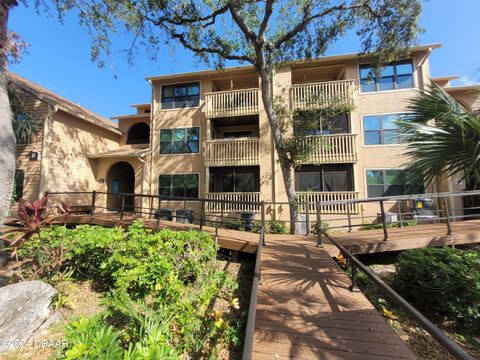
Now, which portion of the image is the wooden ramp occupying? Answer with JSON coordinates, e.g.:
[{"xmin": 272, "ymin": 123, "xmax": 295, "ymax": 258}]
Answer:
[
  {"xmin": 253, "ymin": 235, "xmax": 416, "ymax": 360},
  {"xmin": 324, "ymin": 219, "xmax": 480, "ymax": 256}
]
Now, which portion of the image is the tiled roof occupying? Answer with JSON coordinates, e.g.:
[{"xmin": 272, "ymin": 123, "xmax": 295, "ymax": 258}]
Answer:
[{"xmin": 7, "ymin": 72, "xmax": 121, "ymax": 135}]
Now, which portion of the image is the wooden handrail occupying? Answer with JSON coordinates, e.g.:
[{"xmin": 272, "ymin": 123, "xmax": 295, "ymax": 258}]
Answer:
[
  {"xmin": 205, "ymin": 88, "xmax": 259, "ymax": 118},
  {"xmin": 298, "ymin": 133, "xmax": 358, "ymax": 164},
  {"xmin": 204, "ymin": 138, "xmax": 260, "ymax": 167},
  {"xmin": 291, "ymin": 79, "xmax": 355, "ymax": 110}
]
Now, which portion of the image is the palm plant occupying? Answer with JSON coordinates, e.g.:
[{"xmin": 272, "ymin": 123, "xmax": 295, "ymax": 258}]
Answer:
[
  {"xmin": 8, "ymin": 82, "xmax": 40, "ymax": 144},
  {"xmin": 398, "ymin": 83, "xmax": 480, "ymax": 190}
]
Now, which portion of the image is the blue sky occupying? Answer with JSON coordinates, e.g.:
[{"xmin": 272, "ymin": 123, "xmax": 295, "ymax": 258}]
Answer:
[{"xmin": 9, "ymin": 0, "xmax": 480, "ymax": 119}]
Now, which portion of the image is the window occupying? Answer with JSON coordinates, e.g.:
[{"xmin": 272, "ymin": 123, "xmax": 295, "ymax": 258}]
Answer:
[
  {"xmin": 223, "ymin": 131, "xmax": 253, "ymax": 139},
  {"xmin": 222, "ymin": 173, "xmax": 255, "ymax": 192},
  {"xmin": 360, "ymin": 60, "xmax": 414, "ymax": 92},
  {"xmin": 295, "ymin": 166, "xmax": 351, "ymax": 192},
  {"xmin": 366, "ymin": 169, "xmax": 424, "ymax": 198},
  {"xmin": 14, "ymin": 169, "xmax": 24, "ymax": 201},
  {"xmin": 294, "ymin": 113, "xmax": 349, "ymax": 136},
  {"xmin": 160, "ymin": 127, "xmax": 199, "ymax": 154},
  {"xmin": 161, "ymin": 83, "xmax": 200, "ymax": 109},
  {"xmin": 159, "ymin": 174, "xmax": 199, "ymax": 198},
  {"xmin": 363, "ymin": 114, "xmax": 406, "ymax": 145}
]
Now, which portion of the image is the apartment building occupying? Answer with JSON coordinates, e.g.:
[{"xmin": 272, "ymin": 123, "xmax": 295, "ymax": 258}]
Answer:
[{"xmin": 11, "ymin": 43, "xmax": 480, "ymax": 227}]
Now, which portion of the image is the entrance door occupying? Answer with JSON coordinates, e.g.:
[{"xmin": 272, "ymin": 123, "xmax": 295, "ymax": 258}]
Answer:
[{"xmin": 107, "ymin": 161, "xmax": 135, "ymax": 211}]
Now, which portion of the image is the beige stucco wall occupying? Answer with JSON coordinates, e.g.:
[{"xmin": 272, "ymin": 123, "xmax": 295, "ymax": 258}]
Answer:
[
  {"xmin": 44, "ymin": 110, "xmax": 120, "ymax": 205},
  {"xmin": 11, "ymin": 86, "xmax": 50, "ymax": 206}
]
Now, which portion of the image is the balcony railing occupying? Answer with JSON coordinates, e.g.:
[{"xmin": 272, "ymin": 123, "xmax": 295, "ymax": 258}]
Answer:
[
  {"xmin": 298, "ymin": 191, "xmax": 359, "ymax": 215},
  {"xmin": 204, "ymin": 138, "xmax": 260, "ymax": 167},
  {"xmin": 298, "ymin": 134, "xmax": 358, "ymax": 164},
  {"xmin": 205, "ymin": 88, "xmax": 259, "ymax": 118},
  {"xmin": 291, "ymin": 80, "xmax": 355, "ymax": 110},
  {"xmin": 205, "ymin": 192, "xmax": 261, "ymax": 213}
]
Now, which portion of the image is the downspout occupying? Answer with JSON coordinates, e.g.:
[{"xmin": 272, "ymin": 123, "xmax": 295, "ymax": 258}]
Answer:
[
  {"xmin": 148, "ymin": 79, "xmax": 155, "ymax": 198},
  {"xmin": 38, "ymin": 104, "xmax": 58, "ymax": 197}
]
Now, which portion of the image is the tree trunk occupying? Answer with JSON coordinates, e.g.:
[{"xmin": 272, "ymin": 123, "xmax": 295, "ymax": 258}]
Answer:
[
  {"xmin": 258, "ymin": 68, "xmax": 301, "ymax": 234},
  {"xmin": 0, "ymin": 1, "xmax": 17, "ymax": 223}
]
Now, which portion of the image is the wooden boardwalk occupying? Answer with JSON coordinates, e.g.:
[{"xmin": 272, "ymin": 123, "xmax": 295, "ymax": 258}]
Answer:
[
  {"xmin": 252, "ymin": 236, "xmax": 416, "ymax": 359},
  {"xmin": 8, "ymin": 213, "xmax": 480, "ymax": 358},
  {"xmin": 325, "ymin": 219, "xmax": 480, "ymax": 256}
]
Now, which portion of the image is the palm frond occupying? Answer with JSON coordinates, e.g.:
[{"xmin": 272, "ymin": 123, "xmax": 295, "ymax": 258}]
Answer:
[{"xmin": 398, "ymin": 83, "xmax": 480, "ymax": 189}]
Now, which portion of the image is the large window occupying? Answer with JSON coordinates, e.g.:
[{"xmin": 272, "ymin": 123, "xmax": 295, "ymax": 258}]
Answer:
[
  {"xmin": 160, "ymin": 127, "xmax": 199, "ymax": 154},
  {"xmin": 14, "ymin": 169, "xmax": 24, "ymax": 201},
  {"xmin": 159, "ymin": 174, "xmax": 199, "ymax": 198},
  {"xmin": 360, "ymin": 60, "xmax": 414, "ymax": 92},
  {"xmin": 366, "ymin": 169, "xmax": 423, "ymax": 198},
  {"xmin": 295, "ymin": 166, "xmax": 352, "ymax": 192},
  {"xmin": 161, "ymin": 83, "xmax": 200, "ymax": 109},
  {"xmin": 363, "ymin": 114, "xmax": 405, "ymax": 145},
  {"xmin": 294, "ymin": 113, "xmax": 349, "ymax": 136},
  {"xmin": 222, "ymin": 173, "xmax": 255, "ymax": 192}
]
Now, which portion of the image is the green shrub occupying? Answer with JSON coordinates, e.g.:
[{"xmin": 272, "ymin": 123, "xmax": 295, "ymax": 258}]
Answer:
[
  {"xmin": 360, "ymin": 220, "xmax": 420, "ymax": 230},
  {"xmin": 393, "ymin": 247, "xmax": 480, "ymax": 330},
  {"xmin": 21, "ymin": 221, "xmax": 244, "ymax": 358},
  {"xmin": 266, "ymin": 220, "xmax": 289, "ymax": 234}
]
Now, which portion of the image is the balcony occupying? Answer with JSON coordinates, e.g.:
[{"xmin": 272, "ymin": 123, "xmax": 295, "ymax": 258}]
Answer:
[
  {"xmin": 205, "ymin": 192, "xmax": 261, "ymax": 213},
  {"xmin": 298, "ymin": 134, "xmax": 358, "ymax": 164},
  {"xmin": 204, "ymin": 138, "xmax": 260, "ymax": 167},
  {"xmin": 205, "ymin": 88, "xmax": 259, "ymax": 118},
  {"xmin": 291, "ymin": 80, "xmax": 355, "ymax": 111},
  {"xmin": 297, "ymin": 191, "xmax": 359, "ymax": 215}
]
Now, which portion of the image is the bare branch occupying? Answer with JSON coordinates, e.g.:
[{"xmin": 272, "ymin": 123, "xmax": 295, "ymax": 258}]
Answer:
[
  {"xmin": 258, "ymin": 0, "xmax": 274, "ymax": 39},
  {"xmin": 228, "ymin": 2, "xmax": 258, "ymax": 44}
]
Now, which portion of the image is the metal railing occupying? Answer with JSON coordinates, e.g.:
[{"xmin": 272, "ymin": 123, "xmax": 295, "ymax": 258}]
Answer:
[
  {"xmin": 205, "ymin": 88, "xmax": 259, "ymax": 118},
  {"xmin": 315, "ymin": 190, "xmax": 480, "ymax": 241},
  {"xmin": 204, "ymin": 138, "xmax": 260, "ymax": 167},
  {"xmin": 291, "ymin": 79, "xmax": 355, "ymax": 110},
  {"xmin": 317, "ymin": 228, "xmax": 475, "ymax": 360},
  {"xmin": 242, "ymin": 202, "xmax": 265, "ymax": 360}
]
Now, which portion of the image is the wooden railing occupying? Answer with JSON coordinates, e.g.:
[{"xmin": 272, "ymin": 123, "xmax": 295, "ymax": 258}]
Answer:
[
  {"xmin": 298, "ymin": 134, "xmax": 358, "ymax": 164},
  {"xmin": 205, "ymin": 192, "xmax": 261, "ymax": 213},
  {"xmin": 204, "ymin": 138, "xmax": 260, "ymax": 167},
  {"xmin": 298, "ymin": 191, "xmax": 359, "ymax": 215},
  {"xmin": 291, "ymin": 80, "xmax": 355, "ymax": 110},
  {"xmin": 205, "ymin": 88, "xmax": 259, "ymax": 118}
]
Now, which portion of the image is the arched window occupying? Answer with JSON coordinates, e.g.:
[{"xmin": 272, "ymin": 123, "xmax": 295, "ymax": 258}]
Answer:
[{"xmin": 127, "ymin": 122, "xmax": 150, "ymax": 144}]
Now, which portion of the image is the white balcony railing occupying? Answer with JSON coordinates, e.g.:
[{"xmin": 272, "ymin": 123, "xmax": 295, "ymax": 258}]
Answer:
[
  {"xmin": 298, "ymin": 134, "xmax": 358, "ymax": 164},
  {"xmin": 204, "ymin": 138, "xmax": 260, "ymax": 167},
  {"xmin": 205, "ymin": 88, "xmax": 259, "ymax": 118},
  {"xmin": 298, "ymin": 191, "xmax": 359, "ymax": 215},
  {"xmin": 205, "ymin": 192, "xmax": 261, "ymax": 213},
  {"xmin": 291, "ymin": 80, "xmax": 355, "ymax": 110}
]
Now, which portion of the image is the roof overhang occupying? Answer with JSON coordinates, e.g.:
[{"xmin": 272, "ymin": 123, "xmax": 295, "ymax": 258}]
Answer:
[
  {"xmin": 145, "ymin": 43, "xmax": 442, "ymax": 82},
  {"xmin": 111, "ymin": 113, "xmax": 151, "ymax": 120}
]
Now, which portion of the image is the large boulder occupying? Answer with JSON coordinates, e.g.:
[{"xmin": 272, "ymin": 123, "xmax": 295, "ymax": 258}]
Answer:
[{"xmin": 0, "ymin": 280, "xmax": 57, "ymax": 353}]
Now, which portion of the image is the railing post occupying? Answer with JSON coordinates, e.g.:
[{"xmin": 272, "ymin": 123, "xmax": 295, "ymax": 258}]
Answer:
[
  {"xmin": 120, "ymin": 194, "xmax": 125, "ymax": 221},
  {"xmin": 156, "ymin": 197, "xmax": 161, "ymax": 228},
  {"xmin": 316, "ymin": 201, "xmax": 322, "ymax": 246},
  {"xmin": 90, "ymin": 191, "xmax": 96, "ymax": 216},
  {"xmin": 396, "ymin": 200, "xmax": 402, "ymax": 228},
  {"xmin": 349, "ymin": 261, "xmax": 360, "ymax": 292},
  {"xmin": 305, "ymin": 196, "xmax": 310, "ymax": 236},
  {"xmin": 380, "ymin": 200, "xmax": 388, "ymax": 241},
  {"xmin": 347, "ymin": 204, "xmax": 352, "ymax": 233},
  {"xmin": 443, "ymin": 197, "xmax": 453, "ymax": 235},
  {"xmin": 200, "ymin": 199, "xmax": 205, "ymax": 230},
  {"xmin": 260, "ymin": 201, "xmax": 266, "ymax": 245}
]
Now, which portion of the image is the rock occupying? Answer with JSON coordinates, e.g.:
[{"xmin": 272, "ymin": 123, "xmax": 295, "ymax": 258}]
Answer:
[{"xmin": 0, "ymin": 280, "xmax": 57, "ymax": 353}]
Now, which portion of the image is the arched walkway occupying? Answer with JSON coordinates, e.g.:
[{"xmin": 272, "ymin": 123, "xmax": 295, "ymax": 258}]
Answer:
[{"xmin": 107, "ymin": 161, "xmax": 135, "ymax": 210}]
